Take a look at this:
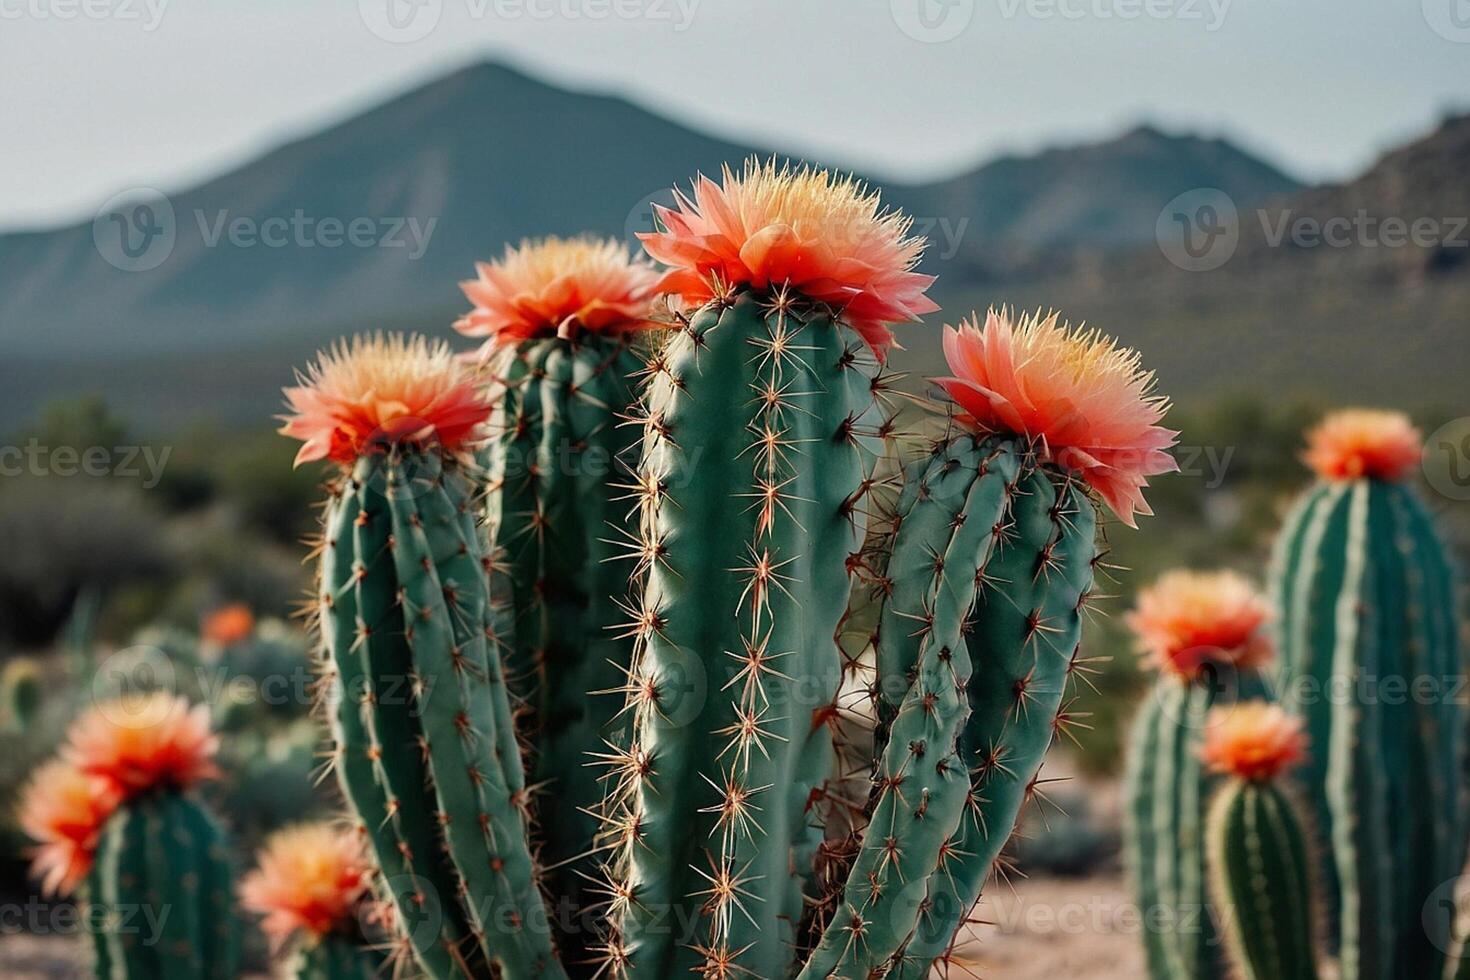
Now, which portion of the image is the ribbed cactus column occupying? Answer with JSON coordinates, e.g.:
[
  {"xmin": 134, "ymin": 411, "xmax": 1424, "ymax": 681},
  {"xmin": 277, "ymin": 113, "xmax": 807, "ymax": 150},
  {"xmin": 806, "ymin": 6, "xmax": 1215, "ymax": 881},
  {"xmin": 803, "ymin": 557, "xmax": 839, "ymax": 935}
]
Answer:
[
  {"xmin": 1201, "ymin": 702, "xmax": 1319, "ymax": 980},
  {"xmin": 456, "ymin": 238, "xmax": 667, "ymax": 965},
  {"xmin": 1271, "ymin": 409, "xmax": 1464, "ymax": 980},
  {"xmin": 283, "ymin": 335, "xmax": 567, "ymax": 980},
  {"xmin": 88, "ymin": 792, "xmax": 238, "ymax": 980},
  {"xmin": 603, "ymin": 162, "xmax": 936, "ymax": 979},
  {"xmin": 1122, "ymin": 570, "xmax": 1276, "ymax": 980}
]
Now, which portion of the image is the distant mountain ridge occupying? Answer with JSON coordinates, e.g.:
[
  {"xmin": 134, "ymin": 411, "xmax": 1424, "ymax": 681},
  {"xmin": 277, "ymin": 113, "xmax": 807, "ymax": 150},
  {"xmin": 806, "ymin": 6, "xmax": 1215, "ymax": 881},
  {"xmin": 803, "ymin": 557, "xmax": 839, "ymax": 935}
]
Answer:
[{"xmin": 0, "ymin": 60, "xmax": 1302, "ymax": 374}]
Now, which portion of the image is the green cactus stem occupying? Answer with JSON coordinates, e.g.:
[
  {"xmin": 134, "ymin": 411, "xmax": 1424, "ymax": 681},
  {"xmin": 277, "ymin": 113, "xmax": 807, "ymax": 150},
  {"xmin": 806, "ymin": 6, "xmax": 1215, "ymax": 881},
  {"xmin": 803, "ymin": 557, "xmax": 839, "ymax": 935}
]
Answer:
[
  {"xmin": 318, "ymin": 449, "xmax": 566, "ymax": 980},
  {"xmin": 480, "ymin": 332, "xmax": 646, "ymax": 962},
  {"xmin": 603, "ymin": 288, "xmax": 897, "ymax": 979},
  {"xmin": 888, "ymin": 438, "xmax": 1098, "ymax": 978},
  {"xmin": 1206, "ymin": 779, "xmax": 1320, "ymax": 980},
  {"xmin": 1272, "ymin": 469, "xmax": 1464, "ymax": 980},
  {"xmin": 86, "ymin": 792, "xmax": 239, "ymax": 980}
]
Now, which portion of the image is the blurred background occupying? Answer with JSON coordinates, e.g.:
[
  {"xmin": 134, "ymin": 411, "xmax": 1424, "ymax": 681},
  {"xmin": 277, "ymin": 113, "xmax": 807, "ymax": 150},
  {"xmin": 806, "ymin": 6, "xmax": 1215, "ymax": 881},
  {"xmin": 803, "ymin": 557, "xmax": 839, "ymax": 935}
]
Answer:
[{"xmin": 2, "ymin": 1, "xmax": 1468, "ymax": 975}]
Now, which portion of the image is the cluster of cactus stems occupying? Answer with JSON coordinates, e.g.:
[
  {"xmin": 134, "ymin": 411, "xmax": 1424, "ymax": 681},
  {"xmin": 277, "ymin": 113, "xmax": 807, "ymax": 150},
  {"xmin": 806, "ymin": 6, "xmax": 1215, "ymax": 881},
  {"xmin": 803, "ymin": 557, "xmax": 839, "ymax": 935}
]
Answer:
[
  {"xmin": 1270, "ymin": 430, "xmax": 1464, "ymax": 979},
  {"xmin": 273, "ymin": 167, "xmax": 1184, "ymax": 980},
  {"xmin": 1125, "ymin": 411, "xmax": 1465, "ymax": 980}
]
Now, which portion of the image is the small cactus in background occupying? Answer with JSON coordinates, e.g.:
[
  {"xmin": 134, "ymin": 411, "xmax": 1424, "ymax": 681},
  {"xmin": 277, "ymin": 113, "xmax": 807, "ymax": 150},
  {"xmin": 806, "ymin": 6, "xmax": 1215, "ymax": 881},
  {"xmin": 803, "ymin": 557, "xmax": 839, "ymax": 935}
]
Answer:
[
  {"xmin": 2, "ymin": 656, "xmax": 43, "ymax": 732},
  {"xmin": 242, "ymin": 821, "xmax": 386, "ymax": 980},
  {"xmin": 1122, "ymin": 569, "xmax": 1275, "ymax": 980},
  {"xmin": 1202, "ymin": 702, "xmax": 1320, "ymax": 980},
  {"xmin": 1271, "ymin": 409, "xmax": 1465, "ymax": 980},
  {"xmin": 456, "ymin": 237, "xmax": 667, "ymax": 964},
  {"xmin": 22, "ymin": 692, "xmax": 239, "ymax": 979},
  {"xmin": 280, "ymin": 334, "xmax": 566, "ymax": 980},
  {"xmin": 602, "ymin": 160, "xmax": 936, "ymax": 979}
]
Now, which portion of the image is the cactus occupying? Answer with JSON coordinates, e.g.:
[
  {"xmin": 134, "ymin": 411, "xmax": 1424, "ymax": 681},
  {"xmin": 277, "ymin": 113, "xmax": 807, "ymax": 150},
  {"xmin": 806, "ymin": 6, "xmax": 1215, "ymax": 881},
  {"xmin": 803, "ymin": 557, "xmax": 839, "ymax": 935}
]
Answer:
[
  {"xmin": 1122, "ymin": 570, "xmax": 1276, "ymax": 980},
  {"xmin": 87, "ymin": 790, "xmax": 239, "ymax": 980},
  {"xmin": 282, "ymin": 334, "xmax": 566, "ymax": 980},
  {"xmin": 1201, "ymin": 702, "xmax": 1319, "ymax": 980},
  {"xmin": 1271, "ymin": 409, "xmax": 1465, "ymax": 980},
  {"xmin": 242, "ymin": 821, "xmax": 388, "ymax": 980},
  {"xmin": 457, "ymin": 237, "xmax": 665, "ymax": 962},
  {"xmin": 803, "ymin": 432, "xmax": 1099, "ymax": 978},
  {"xmin": 19, "ymin": 693, "xmax": 240, "ymax": 980}
]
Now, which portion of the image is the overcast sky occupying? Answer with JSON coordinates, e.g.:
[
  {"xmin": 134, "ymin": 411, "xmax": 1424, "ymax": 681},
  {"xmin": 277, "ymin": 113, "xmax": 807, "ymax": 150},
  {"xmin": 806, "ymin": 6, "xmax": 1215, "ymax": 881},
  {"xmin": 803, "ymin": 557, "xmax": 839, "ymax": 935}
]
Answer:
[{"xmin": 2, "ymin": 0, "xmax": 1468, "ymax": 231}]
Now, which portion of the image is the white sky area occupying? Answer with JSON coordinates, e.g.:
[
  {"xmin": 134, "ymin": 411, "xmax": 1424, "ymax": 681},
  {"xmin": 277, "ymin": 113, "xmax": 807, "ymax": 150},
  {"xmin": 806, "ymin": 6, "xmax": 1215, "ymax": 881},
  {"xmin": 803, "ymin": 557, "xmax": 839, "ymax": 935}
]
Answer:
[{"xmin": 2, "ymin": 0, "xmax": 1468, "ymax": 231}]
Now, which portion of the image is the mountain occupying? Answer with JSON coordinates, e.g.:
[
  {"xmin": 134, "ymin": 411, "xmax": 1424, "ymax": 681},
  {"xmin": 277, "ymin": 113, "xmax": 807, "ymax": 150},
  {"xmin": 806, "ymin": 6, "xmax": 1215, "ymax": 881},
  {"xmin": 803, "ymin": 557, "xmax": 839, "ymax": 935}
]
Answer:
[
  {"xmin": 0, "ymin": 60, "xmax": 1309, "ymax": 427},
  {"xmin": 910, "ymin": 123, "xmax": 1300, "ymax": 253}
]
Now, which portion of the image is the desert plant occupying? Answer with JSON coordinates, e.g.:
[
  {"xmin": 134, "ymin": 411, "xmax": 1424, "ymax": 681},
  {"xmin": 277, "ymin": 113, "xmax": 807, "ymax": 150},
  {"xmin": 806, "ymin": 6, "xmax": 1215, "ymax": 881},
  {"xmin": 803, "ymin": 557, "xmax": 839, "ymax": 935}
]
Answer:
[
  {"xmin": 1122, "ymin": 569, "xmax": 1275, "ymax": 980},
  {"xmin": 1202, "ymin": 702, "xmax": 1320, "ymax": 980},
  {"xmin": 242, "ymin": 821, "xmax": 387, "ymax": 980},
  {"xmin": 1271, "ymin": 409, "xmax": 1465, "ymax": 980},
  {"xmin": 19, "ymin": 693, "xmax": 239, "ymax": 980},
  {"xmin": 280, "ymin": 167, "xmax": 1177, "ymax": 980},
  {"xmin": 281, "ymin": 334, "xmax": 565, "ymax": 979},
  {"xmin": 455, "ymin": 236, "xmax": 667, "ymax": 960}
]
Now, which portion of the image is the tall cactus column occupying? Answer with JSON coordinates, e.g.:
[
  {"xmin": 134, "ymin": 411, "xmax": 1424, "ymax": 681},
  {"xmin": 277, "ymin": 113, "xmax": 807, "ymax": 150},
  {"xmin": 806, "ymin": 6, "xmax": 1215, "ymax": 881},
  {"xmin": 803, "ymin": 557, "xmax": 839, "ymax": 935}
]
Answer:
[
  {"xmin": 1271, "ymin": 409, "xmax": 1464, "ymax": 980},
  {"xmin": 1200, "ymin": 702, "xmax": 1320, "ymax": 980},
  {"xmin": 281, "ymin": 334, "xmax": 567, "ymax": 980},
  {"xmin": 600, "ymin": 161, "xmax": 937, "ymax": 980},
  {"xmin": 455, "ymin": 237, "xmax": 668, "ymax": 967},
  {"xmin": 1122, "ymin": 570, "xmax": 1276, "ymax": 980}
]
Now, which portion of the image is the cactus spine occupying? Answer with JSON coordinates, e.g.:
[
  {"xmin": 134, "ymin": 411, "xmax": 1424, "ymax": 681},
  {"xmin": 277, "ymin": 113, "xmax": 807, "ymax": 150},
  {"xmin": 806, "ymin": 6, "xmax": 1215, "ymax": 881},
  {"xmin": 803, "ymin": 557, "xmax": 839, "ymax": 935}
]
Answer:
[
  {"xmin": 1206, "ymin": 778, "xmax": 1320, "ymax": 980},
  {"xmin": 481, "ymin": 332, "xmax": 646, "ymax": 960},
  {"xmin": 604, "ymin": 288, "xmax": 894, "ymax": 978},
  {"xmin": 86, "ymin": 792, "xmax": 239, "ymax": 980},
  {"xmin": 318, "ymin": 448, "xmax": 565, "ymax": 979},
  {"xmin": 1272, "ymin": 436, "xmax": 1464, "ymax": 979}
]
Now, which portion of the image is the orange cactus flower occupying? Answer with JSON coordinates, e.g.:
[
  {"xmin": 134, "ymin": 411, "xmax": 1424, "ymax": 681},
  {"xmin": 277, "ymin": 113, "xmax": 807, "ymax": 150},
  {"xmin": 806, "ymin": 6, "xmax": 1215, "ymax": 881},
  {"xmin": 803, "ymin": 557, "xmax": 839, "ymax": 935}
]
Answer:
[
  {"xmin": 1303, "ymin": 408, "xmax": 1422, "ymax": 482},
  {"xmin": 1126, "ymin": 569, "xmax": 1275, "ymax": 679},
  {"xmin": 640, "ymin": 159, "xmax": 938, "ymax": 359},
  {"xmin": 455, "ymin": 236, "xmax": 666, "ymax": 360},
  {"xmin": 18, "ymin": 760, "xmax": 123, "ymax": 896},
  {"xmin": 241, "ymin": 822, "xmax": 373, "ymax": 946},
  {"xmin": 938, "ymin": 309, "xmax": 1178, "ymax": 526},
  {"xmin": 64, "ymin": 693, "xmax": 219, "ymax": 796},
  {"xmin": 279, "ymin": 333, "xmax": 492, "ymax": 466},
  {"xmin": 201, "ymin": 603, "xmax": 254, "ymax": 646},
  {"xmin": 1200, "ymin": 702, "xmax": 1308, "ymax": 781}
]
